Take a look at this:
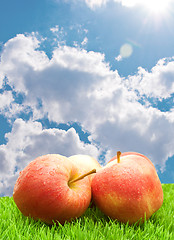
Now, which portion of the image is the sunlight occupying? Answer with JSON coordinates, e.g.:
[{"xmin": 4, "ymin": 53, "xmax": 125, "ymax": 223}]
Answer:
[
  {"xmin": 142, "ymin": 0, "xmax": 172, "ymax": 14},
  {"xmin": 122, "ymin": 0, "xmax": 172, "ymax": 15}
]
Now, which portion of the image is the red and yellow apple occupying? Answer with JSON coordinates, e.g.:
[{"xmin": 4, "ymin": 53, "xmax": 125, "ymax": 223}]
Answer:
[
  {"xmin": 13, "ymin": 154, "xmax": 95, "ymax": 225},
  {"xmin": 91, "ymin": 151, "xmax": 163, "ymax": 224},
  {"xmin": 69, "ymin": 154, "xmax": 101, "ymax": 182}
]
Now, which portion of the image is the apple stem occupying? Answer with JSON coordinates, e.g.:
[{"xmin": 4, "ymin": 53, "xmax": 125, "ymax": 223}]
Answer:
[
  {"xmin": 69, "ymin": 169, "xmax": 96, "ymax": 184},
  {"xmin": 117, "ymin": 151, "xmax": 121, "ymax": 163}
]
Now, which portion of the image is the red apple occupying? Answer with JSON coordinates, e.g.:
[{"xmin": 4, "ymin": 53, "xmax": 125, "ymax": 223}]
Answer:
[
  {"xmin": 13, "ymin": 154, "xmax": 95, "ymax": 225},
  {"xmin": 91, "ymin": 151, "xmax": 163, "ymax": 224}
]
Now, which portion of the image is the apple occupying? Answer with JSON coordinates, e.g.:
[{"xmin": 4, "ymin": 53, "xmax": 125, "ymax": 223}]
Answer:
[
  {"xmin": 91, "ymin": 151, "xmax": 163, "ymax": 224},
  {"xmin": 13, "ymin": 154, "xmax": 96, "ymax": 225},
  {"xmin": 69, "ymin": 154, "xmax": 102, "ymax": 208},
  {"xmin": 68, "ymin": 154, "xmax": 102, "ymax": 182}
]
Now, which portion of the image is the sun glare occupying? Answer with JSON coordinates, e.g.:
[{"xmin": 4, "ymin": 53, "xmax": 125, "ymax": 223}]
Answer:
[
  {"xmin": 123, "ymin": 0, "xmax": 172, "ymax": 15},
  {"xmin": 142, "ymin": 0, "xmax": 172, "ymax": 14}
]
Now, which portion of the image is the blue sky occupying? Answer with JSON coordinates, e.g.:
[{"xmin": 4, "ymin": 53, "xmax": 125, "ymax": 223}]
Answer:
[{"xmin": 0, "ymin": 0, "xmax": 174, "ymax": 196}]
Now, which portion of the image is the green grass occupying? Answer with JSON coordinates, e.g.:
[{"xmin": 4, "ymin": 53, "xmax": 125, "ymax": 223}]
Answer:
[{"xmin": 0, "ymin": 184, "xmax": 174, "ymax": 240}]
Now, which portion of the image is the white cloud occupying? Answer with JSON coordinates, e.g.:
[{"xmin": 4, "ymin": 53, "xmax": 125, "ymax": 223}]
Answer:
[
  {"xmin": 57, "ymin": 0, "xmax": 109, "ymax": 9},
  {"xmin": 50, "ymin": 25, "xmax": 59, "ymax": 33},
  {"xmin": 115, "ymin": 54, "xmax": 122, "ymax": 62},
  {"xmin": 81, "ymin": 37, "xmax": 88, "ymax": 46},
  {"xmin": 85, "ymin": 0, "xmax": 107, "ymax": 9},
  {"xmin": 0, "ymin": 91, "xmax": 14, "ymax": 111},
  {"xmin": 117, "ymin": 0, "xmax": 173, "ymax": 9},
  {"xmin": 0, "ymin": 33, "xmax": 49, "ymax": 93},
  {"xmin": 70, "ymin": 0, "xmax": 172, "ymax": 10},
  {"xmin": 116, "ymin": 0, "xmax": 138, "ymax": 7},
  {"xmin": 1, "ymin": 33, "xmax": 174, "ymax": 195},
  {"xmin": 127, "ymin": 57, "xmax": 174, "ymax": 99},
  {"xmin": 62, "ymin": 0, "xmax": 137, "ymax": 10}
]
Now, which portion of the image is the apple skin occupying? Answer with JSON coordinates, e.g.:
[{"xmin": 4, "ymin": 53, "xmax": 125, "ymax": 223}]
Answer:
[
  {"xmin": 68, "ymin": 154, "xmax": 101, "ymax": 181},
  {"xmin": 69, "ymin": 154, "xmax": 101, "ymax": 208},
  {"xmin": 13, "ymin": 154, "xmax": 92, "ymax": 225},
  {"xmin": 91, "ymin": 152, "xmax": 163, "ymax": 224}
]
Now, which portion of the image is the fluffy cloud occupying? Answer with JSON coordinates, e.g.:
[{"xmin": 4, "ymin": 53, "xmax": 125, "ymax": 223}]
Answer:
[
  {"xmin": 0, "ymin": 91, "xmax": 14, "ymax": 111},
  {"xmin": 0, "ymin": 33, "xmax": 49, "ymax": 93},
  {"xmin": 127, "ymin": 57, "xmax": 174, "ymax": 100},
  {"xmin": 1, "ymin": 33, "xmax": 174, "ymax": 195}
]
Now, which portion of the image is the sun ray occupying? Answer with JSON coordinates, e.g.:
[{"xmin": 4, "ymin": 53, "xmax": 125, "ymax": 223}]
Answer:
[
  {"xmin": 122, "ymin": 0, "xmax": 172, "ymax": 15},
  {"xmin": 142, "ymin": 0, "xmax": 172, "ymax": 14}
]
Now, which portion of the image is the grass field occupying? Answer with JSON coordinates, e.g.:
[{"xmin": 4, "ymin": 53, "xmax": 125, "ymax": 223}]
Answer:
[{"xmin": 0, "ymin": 184, "xmax": 174, "ymax": 240}]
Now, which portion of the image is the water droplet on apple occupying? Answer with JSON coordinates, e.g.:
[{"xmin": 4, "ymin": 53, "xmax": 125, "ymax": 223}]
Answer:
[
  {"xmin": 25, "ymin": 174, "xmax": 30, "ymax": 178},
  {"xmin": 38, "ymin": 172, "xmax": 43, "ymax": 175},
  {"xmin": 17, "ymin": 179, "xmax": 21, "ymax": 185},
  {"xmin": 49, "ymin": 171, "xmax": 55, "ymax": 176}
]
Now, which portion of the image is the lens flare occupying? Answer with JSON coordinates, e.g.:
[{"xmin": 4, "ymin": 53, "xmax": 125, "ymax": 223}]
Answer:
[{"xmin": 120, "ymin": 44, "xmax": 133, "ymax": 58}]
